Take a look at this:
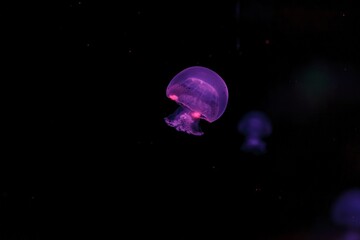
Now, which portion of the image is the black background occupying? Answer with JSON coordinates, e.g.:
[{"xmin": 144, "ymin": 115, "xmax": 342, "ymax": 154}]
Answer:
[{"xmin": 2, "ymin": 0, "xmax": 360, "ymax": 239}]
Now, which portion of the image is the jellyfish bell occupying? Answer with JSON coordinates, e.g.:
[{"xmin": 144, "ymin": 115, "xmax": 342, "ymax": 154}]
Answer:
[
  {"xmin": 238, "ymin": 111, "xmax": 272, "ymax": 137},
  {"xmin": 238, "ymin": 111, "xmax": 272, "ymax": 154},
  {"xmin": 164, "ymin": 66, "xmax": 229, "ymax": 136}
]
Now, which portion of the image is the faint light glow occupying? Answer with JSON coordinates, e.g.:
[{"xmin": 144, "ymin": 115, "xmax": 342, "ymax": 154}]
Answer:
[
  {"xmin": 293, "ymin": 61, "xmax": 334, "ymax": 107},
  {"xmin": 235, "ymin": 1, "xmax": 241, "ymax": 23},
  {"xmin": 236, "ymin": 38, "xmax": 241, "ymax": 50}
]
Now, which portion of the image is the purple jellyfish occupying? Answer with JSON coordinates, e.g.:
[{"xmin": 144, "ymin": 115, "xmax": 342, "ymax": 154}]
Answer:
[
  {"xmin": 238, "ymin": 111, "xmax": 272, "ymax": 154},
  {"xmin": 332, "ymin": 189, "xmax": 360, "ymax": 229},
  {"xmin": 164, "ymin": 66, "xmax": 228, "ymax": 136}
]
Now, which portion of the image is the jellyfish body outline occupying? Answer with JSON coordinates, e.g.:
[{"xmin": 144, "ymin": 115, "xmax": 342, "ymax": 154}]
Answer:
[
  {"xmin": 164, "ymin": 66, "xmax": 229, "ymax": 136},
  {"xmin": 238, "ymin": 111, "xmax": 272, "ymax": 154}
]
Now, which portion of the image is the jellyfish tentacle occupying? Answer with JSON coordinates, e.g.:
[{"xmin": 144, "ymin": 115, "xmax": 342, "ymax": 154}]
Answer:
[{"xmin": 164, "ymin": 107, "xmax": 203, "ymax": 136}]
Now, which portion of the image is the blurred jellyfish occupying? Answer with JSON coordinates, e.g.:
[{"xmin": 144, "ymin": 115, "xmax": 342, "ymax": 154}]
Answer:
[
  {"xmin": 332, "ymin": 189, "xmax": 360, "ymax": 228},
  {"xmin": 164, "ymin": 66, "xmax": 228, "ymax": 136},
  {"xmin": 238, "ymin": 111, "xmax": 272, "ymax": 154},
  {"xmin": 331, "ymin": 189, "xmax": 360, "ymax": 240}
]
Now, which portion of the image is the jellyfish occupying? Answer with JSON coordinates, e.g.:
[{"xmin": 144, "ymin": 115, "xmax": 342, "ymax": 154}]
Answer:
[
  {"xmin": 238, "ymin": 111, "xmax": 272, "ymax": 154},
  {"xmin": 164, "ymin": 66, "xmax": 228, "ymax": 136},
  {"xmin": 332, "ymin": 189, "xmax": 360, "ymax": 232},
  {"xmin": 331, "ymin": 189, "xmax": 360, "ymax": 240}
]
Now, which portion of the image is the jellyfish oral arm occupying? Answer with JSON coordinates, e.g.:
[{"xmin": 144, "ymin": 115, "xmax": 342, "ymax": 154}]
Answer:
[
  {"xmin": 164, "ymin": 107, "xmax": 203, "ymax": 136},
  {"xmin": 241, "ymin": 136, "xmax": 267, "ymax": 154}
]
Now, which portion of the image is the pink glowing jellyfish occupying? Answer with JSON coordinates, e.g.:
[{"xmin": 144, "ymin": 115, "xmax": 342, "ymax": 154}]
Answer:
[{"xmin": 164, "ymin": 66, "xmax": 229, "ymax": 136}]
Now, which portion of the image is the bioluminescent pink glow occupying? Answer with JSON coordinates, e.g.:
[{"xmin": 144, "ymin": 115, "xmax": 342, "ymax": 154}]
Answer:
[
  {"xmin": 169, "ymin": 94, "xmax": 178, "ymax": 101},
  {"xmin": 191, "ymin": 111, "xmax": 201, "ymax": 119}
]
